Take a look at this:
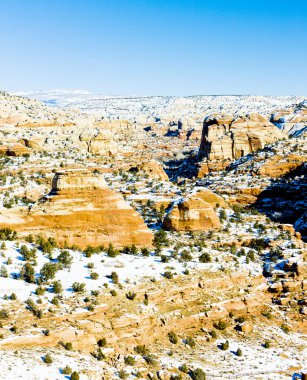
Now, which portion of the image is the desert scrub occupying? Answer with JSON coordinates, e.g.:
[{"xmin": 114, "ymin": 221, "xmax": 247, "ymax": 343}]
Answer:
[
  {"xmin": 43, "ymin": 354, "xmax": 53, "ymax": 364},
  {"xmin": 214, "ymin": 320, "xmax": 228, "ymax": 330},
  {"xmin": 0, "ymin": 309, "xmax": 10, "ymax": 320},
  {"xmin": 185, "ymin": 336, "xmax": 196, "ymax": 348},
  {"xmin": 124, "ymin": 356, "xmax": 136, "ymax": 365},
  {"xmin": 191, "ymin": 368, "xmax": 206, "ymax": 380},
  {"xmin": 72, "ymin": 282, "xmax": 86, "ymax": 292},
  {"xmin": 118, "ymin": 369, "xmax": 128, "ymax": 379},
  {"xmin": 90, "ymin": 272, "xmax": 99, "ymax": 280},
  {"xmin": 70, "ymin": 372, "xmax": 80, "ymax": 380},
  {"xmin": 168, "ymin": 331, "xmax": 178, "ymax": 344},
  {"xmin": 62, "ymin": 365, "xmax": 72, "ymax": 375},
  {"xmin": 97, "ymin": 337, "xmax": 107, "ymax": 347},
  {"xmin": 40, "ymin": 262, "xmax": 58, "ymax": 282},
  {"xmin": 134, "ymin": 344, "xmax": 148, "ymax": 355},
  {"xmin": 164, "ymin": 271, "xmax": 173, "ymax": 279},
  {"xmin": 220, "ymin": 340, "xmax": 229, "ymax": 350},
  {"xmin": 126, "ymin": 291, "xmax": 136, "ymax": 300}
]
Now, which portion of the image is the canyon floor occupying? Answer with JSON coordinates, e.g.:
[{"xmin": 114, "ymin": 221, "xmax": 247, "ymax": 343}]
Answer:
[{"xmin": 0, "ymin": 91, "xmax": 306, "ymax": 380}]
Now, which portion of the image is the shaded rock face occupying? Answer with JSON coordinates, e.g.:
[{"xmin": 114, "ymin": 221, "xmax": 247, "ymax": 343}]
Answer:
[
  {"xmin": 4, "ymin": 170, "xmax": 153, "ymax": 248},
  {"xmin": 163, "ymin": 195, "xmax": 220, "ymax": 231},
  {"xmin": 271, "ymin": 101, "xmax": 307, "ymax": 137},
  {"xmin": 257, "ymin": 154, "xmax": 306, "ymax": 178},
  {"xmin": 254, "ymin": 163, "xmax": 307, "ymax": 241},
  {"xmin": 198, "ymin": 113, "xmax": 285, "ymax": 164}
]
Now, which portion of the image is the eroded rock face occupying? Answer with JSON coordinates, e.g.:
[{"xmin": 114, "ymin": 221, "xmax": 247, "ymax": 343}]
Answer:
[
  {"xmin": 198, "ymin": 113, "xmax": 285, "ymax": 165},
  {"xmin": 257, "ymin": 154, "xmax": 306, "ymax": 178},
  {"xmin": 129, "ymin": 160, "xmax": 169, "ymax": 181},
  {"xmin": 163, "ymin": 195, "xmax": 220, "ymax": 231},
  {"xmin": 3, "ymin": 169, "xmax": 153, "ymax": 248},
  {"xmin": 271, "ymin": 101, "xmax": 307, "ymax": 136},
  {"xmin": 0, "ymin": 143, "xmax": 31, "ymax": 156}
]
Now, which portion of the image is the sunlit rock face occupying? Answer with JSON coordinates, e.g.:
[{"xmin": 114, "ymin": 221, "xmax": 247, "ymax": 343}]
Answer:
[
  {"xmin": 2, "ymin": 169, "xmax": 153, "ymax": 248},
  {"xmin": 163, "ymin": 194, "xmax": 220, "ymax": 232},
  {"xmin": 198, "ymin": 113, "xmax": 285, "ymax": 165}
]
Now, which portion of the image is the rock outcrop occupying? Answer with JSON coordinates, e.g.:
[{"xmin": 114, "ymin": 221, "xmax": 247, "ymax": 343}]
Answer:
[
  {"xmin": 2, "ymin": 169, "xmax": 153, "ymax": 248},
  {"xmin": 163, "ymin": 194, "xmax": 220, "ymax": 231},
  {"xmin": 271, "ymin": 101, "xmax": 307, "ymax": 137},
  {"xmin": 129, "ymin": 160, "xmax": 169, "ymax": 181},
  {"xmin": 0, "ymin": 143, "xmax": 31, "ymax": 156},
  {"xmin": 197, "ymin": 114, "xmax": 285, "ymax": 175}
]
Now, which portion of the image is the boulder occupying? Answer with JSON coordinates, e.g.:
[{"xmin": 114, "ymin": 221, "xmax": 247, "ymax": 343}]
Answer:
[{"xmin": 163, "ymin": 196, "xmax": 220, "ymax": 231}]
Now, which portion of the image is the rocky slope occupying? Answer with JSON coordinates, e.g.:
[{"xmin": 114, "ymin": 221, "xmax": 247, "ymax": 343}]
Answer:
[{"xmin": 0, "ymin": 90, "xmax": 306, "ymax": 380}]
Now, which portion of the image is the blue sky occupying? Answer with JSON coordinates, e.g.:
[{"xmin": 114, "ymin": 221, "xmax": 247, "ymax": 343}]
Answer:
[{"xmin": 0, "ymin": 0, "xmax": 306, "ymax": 95}]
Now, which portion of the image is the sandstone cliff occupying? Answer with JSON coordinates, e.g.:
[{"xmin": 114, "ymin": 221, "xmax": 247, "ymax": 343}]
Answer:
[
  {"xmin": 1, "ymin": 169, "xmax": 153, "ymax": 248},
  {"xmin": 198, "ymin": 113, "xmax": 285, "ymax": 163}
]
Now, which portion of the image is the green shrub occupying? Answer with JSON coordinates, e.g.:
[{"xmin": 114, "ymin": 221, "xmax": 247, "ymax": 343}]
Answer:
[
  {"xmin": 72, "ymin": 282, "xmax": 86, "ymax": 292},
  {"xmin": 220, "ymin": 340, "xmax": 229, "ymax": 350},
  {"xmin": 62, "ymin": 365, "xmax": 72, "ymax": 375},
  {"xmin": 110, "ymin": 271, "xmax": 119, "ymax": 284},
  {"xmin": 236, "ymin": 347, "xmax": 242, "ymax": 356},
  {"xmin": 124, "ymin": 355, "xmax": 136, "ymax": 365},
  {"xmin": 35, "ymin": 286, "xmax": 45, "ymax": 296},
  {"xmin": 164, "ymin": 271, "xmax": 173, "ymax": 279},
  {"xmin": 168, "ymin": 331, "xmax": 178, "ymax": 344},
  {"xmin": 44, "ymin": 354, "xmax": 53, "ymax": 364},
  {"xmin": 126, "ymin": 291, "xmax": 136, "ymax": 300},
  {"xmin": 191, "ymin": 368, "xmax": 206, "ymax": 380},
  {"xmin": 90, "ymin": 272, "xmax": 99, "ymax": 280},
  {"xmin": 118, "ymin": 369, "xmax": 128, "ymax": 379},
  {"xmin": 199, "ymin": 252, "xmax": 212, "ymax": 263},
  {"xmin": 134, "ymin": 344, "xmax": 147, "ymax": 355},
  {"xmin": 97, "ymin": 337, "xmax": 107, "ymax": 347},
  {"xmin": 0, "ymin": 228, "xmax": 17, "ymax": 240},
  {"xmin": 20, "ymin": 263, "xmax": 35, "ymax": 283},
  {"xmin": 214, "ymin": 320, "xmax": 228, "ymax": 330},
  {"xmin": 180, "ymin": 363, "xmax": 189, "ymax": 373},
  {"xmin": 51, "ymin": 297, "xmax": 60, "ymax": 307},
  {"xmin": 153, "ymin": 229, "xmax": 169, "ymax": 247},
  {"xmin": 186, "ymin": 336, "xmax": 196, "ymax": 348},
  {"xmin": 57, "ymin": 250, "xmax": 72, "ymax": 267},
  {"xmin": 0, "ymin": 265, "xmax": 8, "ymax": 278},
  {"xmin": 0, "ymin": 309, "xmax": 9, "ymax": 320},
  {"xmin": 40, "ymin": 263, "xmax": 58, "ymax": 282},
  {"xmin": 53, "ymin": 280, "xmax": 63, "ymax": 294},
  {"xmin": 181, "ymin": 250, "xmax": 192, "ymax": 261},
  {"xmin": 70, "ymin": 371, "xmax": 80, "ymax": 380},
  {"xmin": 64, "ymin": 342, "xmax": 73, "ymax": 351},
  {"xmin": 106, "ymin": 243, "xmax": 119, "ymax": 257}
]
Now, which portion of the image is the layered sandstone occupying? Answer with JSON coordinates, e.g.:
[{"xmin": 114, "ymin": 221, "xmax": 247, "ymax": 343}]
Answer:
[
  {"xmin": 163, "ymin": 195, "xmax": 220, "ymax": 231},
  {"xmin": 198, "ymin": 114, "xmax": 285, "ymax": 173},
  {"xmin": 2, "ymin": 169, "xmax": 153, "ymax": 248},
  {"xmin": 271, "ymin": 101, "xmax": 307, "ymax": 136}
]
